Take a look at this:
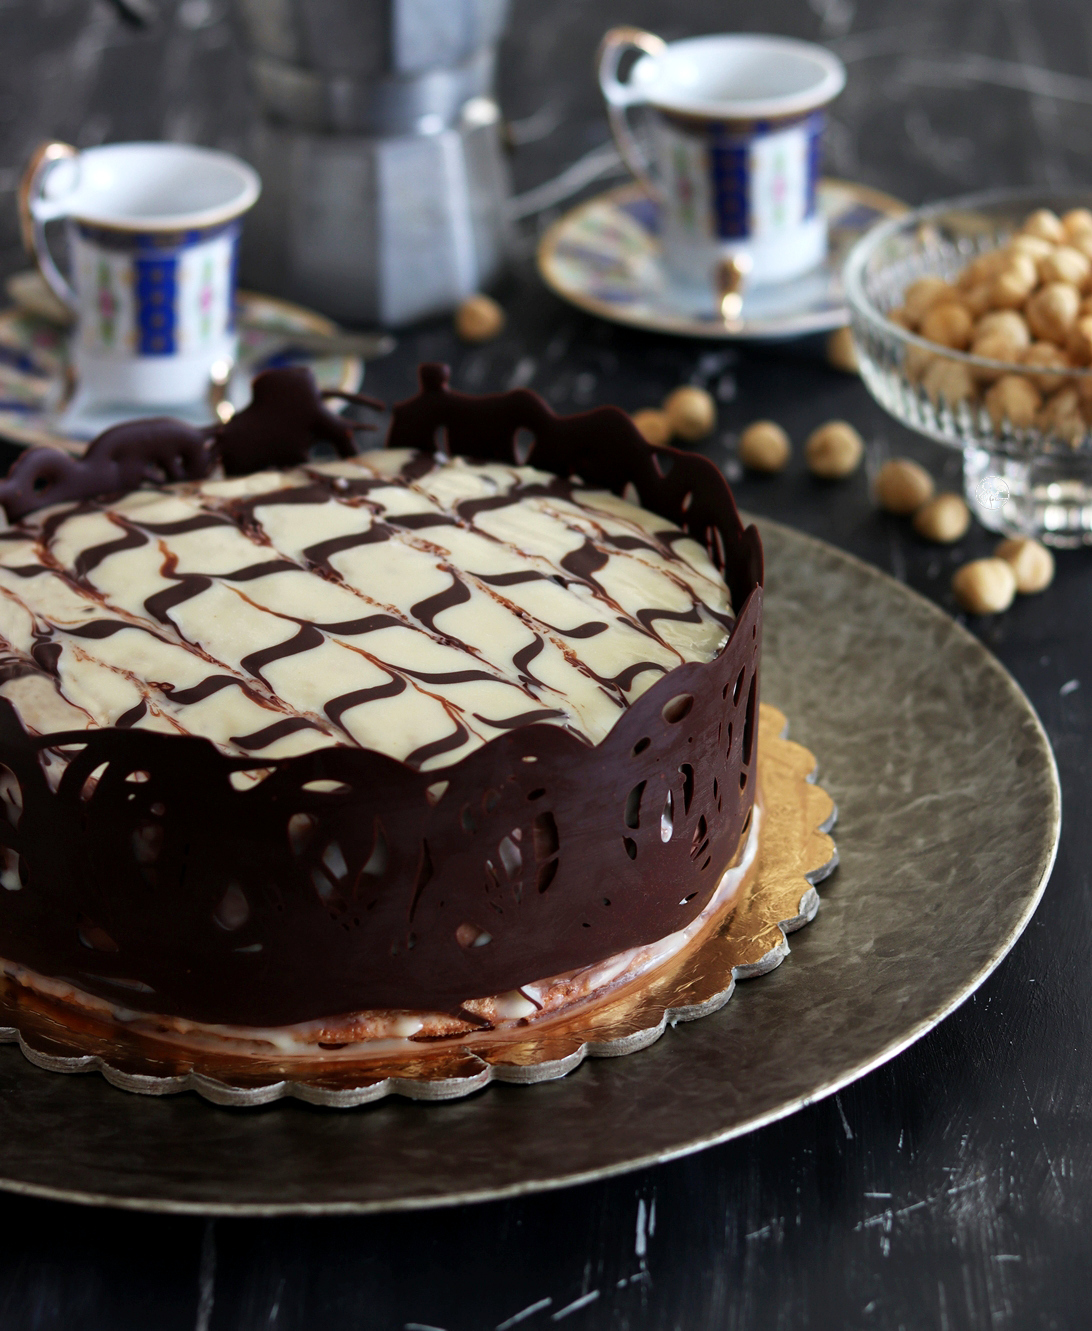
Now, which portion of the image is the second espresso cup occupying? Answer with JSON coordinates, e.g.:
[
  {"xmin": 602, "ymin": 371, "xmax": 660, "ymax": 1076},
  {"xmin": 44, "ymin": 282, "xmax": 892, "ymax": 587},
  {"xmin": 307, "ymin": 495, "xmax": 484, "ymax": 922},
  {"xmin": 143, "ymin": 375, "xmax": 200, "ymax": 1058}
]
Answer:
[
  {"xmin": 598, "ymin": 29, "xmax": 845, "ymax": 293},
  {"xmin": 19, "ymin": 140, "xmax": 261, "ymax": 409}
]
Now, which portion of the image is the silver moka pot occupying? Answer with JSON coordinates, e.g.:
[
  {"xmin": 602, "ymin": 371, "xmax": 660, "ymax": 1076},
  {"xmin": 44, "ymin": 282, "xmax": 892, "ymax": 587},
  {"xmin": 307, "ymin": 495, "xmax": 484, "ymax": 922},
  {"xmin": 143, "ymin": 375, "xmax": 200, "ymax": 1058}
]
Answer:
[{"xmin": 237, "ymin": 0, "xmax": 512, "ymax": 327}]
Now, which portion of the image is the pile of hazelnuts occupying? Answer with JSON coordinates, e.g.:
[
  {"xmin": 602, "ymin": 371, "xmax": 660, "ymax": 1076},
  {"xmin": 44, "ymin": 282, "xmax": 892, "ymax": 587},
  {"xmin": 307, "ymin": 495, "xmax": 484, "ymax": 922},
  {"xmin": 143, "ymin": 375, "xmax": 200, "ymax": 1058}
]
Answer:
[{"xmin": 892, "ymin": 207, "xmax": 1092, "ymax": 441}]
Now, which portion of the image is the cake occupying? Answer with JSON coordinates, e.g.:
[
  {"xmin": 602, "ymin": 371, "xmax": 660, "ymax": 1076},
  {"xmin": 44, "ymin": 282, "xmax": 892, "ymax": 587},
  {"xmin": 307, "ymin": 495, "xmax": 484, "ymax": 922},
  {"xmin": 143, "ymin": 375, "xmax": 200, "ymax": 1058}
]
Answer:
[{"xmin": 0, "ymin": 365, "xmax": 762, "ymax": 1056}]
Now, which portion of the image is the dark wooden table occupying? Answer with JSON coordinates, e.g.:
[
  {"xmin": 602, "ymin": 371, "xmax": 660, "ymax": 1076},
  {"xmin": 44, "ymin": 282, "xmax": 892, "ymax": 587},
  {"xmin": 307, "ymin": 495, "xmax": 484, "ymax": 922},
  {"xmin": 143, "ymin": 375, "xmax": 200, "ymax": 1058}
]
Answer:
[{"xmin": 0, "ymin": 1, "xmax": 1090, "ymax": 1326}]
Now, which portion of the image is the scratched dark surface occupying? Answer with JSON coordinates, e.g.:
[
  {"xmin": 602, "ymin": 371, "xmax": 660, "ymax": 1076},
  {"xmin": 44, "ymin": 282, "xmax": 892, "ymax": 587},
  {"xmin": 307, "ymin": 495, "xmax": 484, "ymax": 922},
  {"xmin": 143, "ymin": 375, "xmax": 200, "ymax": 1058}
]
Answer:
[{"xmin": 0, "ymin": 0, "xmax": 1090, "ymax": 1327}]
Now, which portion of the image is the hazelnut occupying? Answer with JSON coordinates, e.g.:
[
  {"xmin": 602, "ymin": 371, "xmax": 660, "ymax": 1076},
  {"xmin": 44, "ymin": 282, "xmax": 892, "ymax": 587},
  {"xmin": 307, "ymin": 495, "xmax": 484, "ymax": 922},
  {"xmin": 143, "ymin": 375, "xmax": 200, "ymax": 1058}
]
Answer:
[
  {"xmin": 887, "ymin": 305, "xmax": 912, "ymax": 329},
  {"xmin": 1038, "ymin": 245, "xmax": 1091, "ymax": 288},
  {"xmin": 826, "ymin": 326, "xmax": 859, "ymax": 374},
  {"xmin": 804, "ymin": 421, "xmax": 864, "ymax": 478},
  {"xmin": 919, "ymin": 301, "xmax": 973, "ymax": 350},
  {"xmin": 975, "ymin": 309, "xmax": 1031, "ymax": 347},
  {"xmin": 904, "ymin": 276, "xmax": 957, "ymax": 325},
  {"xmin": 904, "ymin": 344, "xmax": 936, "ymax": 383},
  {"xmin": 913, "ymin": 493, "xmax": 971, "ymax": 543},
  {"xmin": 738, "ymin": 420, "xmax": 792, "ymax": 472},
  {"xmin": 963, "ymin": 282, "xmax": 995, "ymax": 318},
  {"xmin": 985, "ymin": 374, "xmax": 1042, "ymax": 428},
  {"xmin": 921, "ymin": 356, "xmax": 975, "ymax": 406},
  {"xmin": 1066, "ymin": 315, "xmax": 1092, "ymax": 365},
  {"xmin": 1070, "ymin": 231, "xmax": 1092, "ymax": 263},
  {"xmin": 952, "ymin": 559, "xmax": 1018, "ymax": 614},
  {"xmin": 989, "ymin": 254, "xmax": 1038, "ymax": 308},
  {"xmin": 970, "ymin": 331, "xmax": 1023, "ymax": 382},
  {"xmin": 631, "ymin": 408, "xmax": 673, "ymax": 447},
  {"xmin": 1021, "ymin": 341, "xmax": 1071, "ymax": 393},
  {"xmin": 1038, "ymin": 386, "xmax": 1088, "ymax": 444},
  {"xmin": 994, "ymin": 537, "xmax": 1055, "ymax": 593},
  {"xmin": 960, "ymin": 251, "xmax": 1009, "ymax": 289},
  {"xmin": 663, "ymin": 385, "xmax": 716, "ymax": 440},
  {"xmin": 1008, "ymin": 234, "xmax": 1055, "ymax": 261},
  {"xmin": 1063, "ymin": 208, "xmax": 1092, "ymax": 240},
  {"xmin": 1024, "ymin": 282, "xmax": 1081, "ymax": 344},
  {"xmin": 1020, "ymin": 208, "xmax": 1067, "ymax": 244},
  {"xmin": 874, "ymin": 458, "xmax": 935, "ymax": 514},
  {"xmin": 455, "ymin": 293, "xmax": 505, "ymax": 342}
]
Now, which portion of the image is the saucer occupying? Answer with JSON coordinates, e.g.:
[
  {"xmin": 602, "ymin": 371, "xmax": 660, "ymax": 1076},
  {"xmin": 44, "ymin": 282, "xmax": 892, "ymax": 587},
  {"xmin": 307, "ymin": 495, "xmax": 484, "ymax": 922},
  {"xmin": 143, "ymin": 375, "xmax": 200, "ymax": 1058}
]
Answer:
[
  {"xmin": 0, "ymin": 284, "xmax": 366, "ymax": 455},
  {"xmin": 537, "ymin": 178, "xmax": 906, "ymax": 340}
]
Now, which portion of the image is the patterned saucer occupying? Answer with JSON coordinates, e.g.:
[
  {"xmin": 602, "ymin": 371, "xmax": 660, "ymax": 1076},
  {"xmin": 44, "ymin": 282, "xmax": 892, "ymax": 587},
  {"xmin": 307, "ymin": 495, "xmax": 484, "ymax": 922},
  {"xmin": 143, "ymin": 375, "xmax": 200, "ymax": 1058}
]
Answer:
[
  {"xmin": 0, "ymin": 283, "xmax": 365, "ymax": 455},
  {"xmin": 537, "ymin": 178, "xmax": 906, "ymax": 340}
]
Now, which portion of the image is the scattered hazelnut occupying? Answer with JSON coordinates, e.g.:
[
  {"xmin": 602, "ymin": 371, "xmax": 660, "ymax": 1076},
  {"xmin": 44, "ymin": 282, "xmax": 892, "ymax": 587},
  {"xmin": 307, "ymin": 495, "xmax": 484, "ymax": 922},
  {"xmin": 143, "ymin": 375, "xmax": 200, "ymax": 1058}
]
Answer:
[
  {"xmin": 1024, "ymin": 281, "xmax": 1081, "ymax": 344},
  {"xmin": 975, "ymin": 309, "xmax": 1031, "ymax": 347},
  {"xmin": 663, "ymin": 385, "xmax": 716, "ymax": 440},
  {"xmin": 985, "ymin": 374, "xmax": 1042, "ymax": 428},
  {"xmin": 1063, "ymin": 208, "xmax": 1092, "ymax": 240},
  {"xmin": 738, "ymin": 420, "xmax": 792, "ymax": 472},
  {"xmin": 921, "ymin": 356, "xmax": 975, "ymax": 406},
  {"xmin": 804, "ymin": 421, "xmax": 864, "ymax": 478},
  {"xmin": 1021, "ymin": 341, "xmax": 1071, "ymax": 393},
  {"xmin": 989, "ymin": 253, "xmax": 1038, "ymax": 308},
  {"xmin": 1038, "ymin": 245, "xmax": 1091, "ymax": 289},
  {"xmin": 826, "ymin": 326, "xmax": 859, "ymax": 374},
  {"xmin": 904, "ymin": 276, "xmax": 957, "ymax": 325},
  {"xmin": 913, "ymin": 493, "xmax": 971, "ymax": 543},
  {"xmin": 994, "ymin": 537, "xmax": 1055, "ymax": 593},
  {"xmin": 631, "ymin": 408, "xmax": 673, "ymax": 447},
  {"xmin": 455, "ymin": 293, "xmax": 505, "ymax": 342},
  {"xmin": 952, "ymin": 558, "xmax": 1018, "ymax": 614},
  {"xmin": 919, "ymin": 301, "xmax": 973, "ymax": 350},
  {"xmin": 1020, "ymin": 209, "xmax": 1067, "ymax": 244},
  {"xmin": 874, "ymin": 458, "xmax": 935, "ymax": 514}
]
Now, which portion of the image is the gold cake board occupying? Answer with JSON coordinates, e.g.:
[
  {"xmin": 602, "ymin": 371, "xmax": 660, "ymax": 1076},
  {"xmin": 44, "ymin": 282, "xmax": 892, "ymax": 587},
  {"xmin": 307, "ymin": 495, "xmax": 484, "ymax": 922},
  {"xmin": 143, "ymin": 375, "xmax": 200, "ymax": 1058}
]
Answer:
[{"xmin": 0, "ymin": 704, "xmax": 836, "ymax": 1108}]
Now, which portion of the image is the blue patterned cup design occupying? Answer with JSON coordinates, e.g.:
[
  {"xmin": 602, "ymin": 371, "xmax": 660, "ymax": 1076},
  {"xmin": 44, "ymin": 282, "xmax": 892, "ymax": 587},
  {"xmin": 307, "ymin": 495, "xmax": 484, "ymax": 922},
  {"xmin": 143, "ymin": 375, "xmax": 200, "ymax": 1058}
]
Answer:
[
  {"xmin": 20, "ymin": 142, "xmax": 260, "ymax": 408},
  {"xmin": 599, "ymin": 31, "xmax": 845, "ymax": 291}
]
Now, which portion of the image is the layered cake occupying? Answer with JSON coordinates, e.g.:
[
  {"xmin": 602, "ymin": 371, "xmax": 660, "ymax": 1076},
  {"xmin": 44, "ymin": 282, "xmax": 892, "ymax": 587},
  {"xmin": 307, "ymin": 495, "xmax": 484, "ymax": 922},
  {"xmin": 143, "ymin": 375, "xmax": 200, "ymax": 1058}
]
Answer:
[{"xmin": 0, "ymin": 365, "xmax": 762, "ymax": 1056}]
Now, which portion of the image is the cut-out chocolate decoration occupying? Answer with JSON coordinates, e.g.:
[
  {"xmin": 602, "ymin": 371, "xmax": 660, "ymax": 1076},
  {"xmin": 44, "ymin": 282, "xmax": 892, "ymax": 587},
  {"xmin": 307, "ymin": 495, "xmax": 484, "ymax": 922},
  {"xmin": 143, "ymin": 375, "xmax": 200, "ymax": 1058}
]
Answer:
[
  {"xmin": 0, "ymin": 367, "xmax": 384, "ymax": 522},
  {"xmin": 0, "ymin": 362, "xmax": 761, "ymax": 1024}
]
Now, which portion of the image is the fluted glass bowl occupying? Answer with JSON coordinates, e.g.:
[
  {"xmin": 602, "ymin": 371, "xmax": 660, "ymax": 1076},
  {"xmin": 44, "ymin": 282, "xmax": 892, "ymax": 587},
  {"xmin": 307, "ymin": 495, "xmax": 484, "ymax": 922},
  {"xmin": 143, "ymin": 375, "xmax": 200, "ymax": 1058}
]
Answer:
[{"xmin": 844, "ymin": 187, "xmax": 1092, "ymax": 547}]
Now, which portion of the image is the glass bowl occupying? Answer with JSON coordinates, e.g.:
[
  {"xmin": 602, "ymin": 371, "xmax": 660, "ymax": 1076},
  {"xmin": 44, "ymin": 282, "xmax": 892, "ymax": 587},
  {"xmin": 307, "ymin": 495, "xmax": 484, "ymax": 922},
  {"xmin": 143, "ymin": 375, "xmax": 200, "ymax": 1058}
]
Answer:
[{"xmin": 844, "ymin": 187, "xmax": 1092, "ymax": 547}]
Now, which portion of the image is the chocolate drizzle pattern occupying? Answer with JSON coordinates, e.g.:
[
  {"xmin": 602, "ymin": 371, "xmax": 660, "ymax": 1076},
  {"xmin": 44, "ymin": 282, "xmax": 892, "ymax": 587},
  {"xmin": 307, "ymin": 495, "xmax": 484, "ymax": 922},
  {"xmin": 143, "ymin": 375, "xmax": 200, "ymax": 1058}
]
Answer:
[{"xmin": 0, "ymin": 364, "xmax": 763, "ymax": 1025}]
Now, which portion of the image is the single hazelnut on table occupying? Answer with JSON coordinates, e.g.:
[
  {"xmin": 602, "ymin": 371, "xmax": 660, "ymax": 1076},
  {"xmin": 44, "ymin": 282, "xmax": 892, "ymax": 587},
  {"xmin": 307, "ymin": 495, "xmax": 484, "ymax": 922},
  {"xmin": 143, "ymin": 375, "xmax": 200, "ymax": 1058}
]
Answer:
[
  {"xmin": 952, "ymin": 558, "xmax": 1018, "ymax": 614},
  {"xmin": 804, "ymin": 421, "xmax": 864, "ymax": 478},
  {"xmin": 919, "ymin": 301, "xmax": 974, "ymax": 350},
  {"xmin": 989, "ymin": 254, "xmax": 1038, "ymax": 308},
  {"xmin": 826, "ymin": 326, "xmax": 859, "ymax": 374},
  {"xmin": 904, "ymin": 276, "xmax": 957, "ymax": 325},
  {"xmin": 874, "ymin": 458, "xmax": 935, "ymax": 514},
  {"xmin": 913, "ymin": 493, "xmax": 971, "ymax": 543},
  {"xmin": 994, "ymin": 537, "xmax": 1055, "ymax": 593},
  {"xmin": 1038, "ymin": 245, "xmax": 1091, "ymax": 289},
  {"xmin": 975, "ymin": 309, "xmax": 1031, "ymax": 347},
  {"xmin": 1020, "ymin": 208, "xmax": 1067, "ymax": 244},
  {"xmin": 985, "ymin": 374, "xmax": 1042, "ymax": 429},
  {"xmin": 663, "ymin": 385, "xmax": 716, "ymax": 440},
  {"xmin": 1021, "ymin": 341, "xmax": 1072, "ymax": 393},
  {"xmin": 738, "ymin": 420, "xmax": 792, "ymax": 472},
  {"xmin": 1024, "ymin": 282, "xmax": 1081, "ymax": 344},
  {"xmin": 631, "ymin": 408, "xmax": 673, "ymax": 447},
  {"xmin": 1062, "ymin": 208, "xmax": 1092, "ymax": 240},
  {"xmin": 455, "ymin": 293, "xmax": 505, "ymax": 342},
  {"xmin": 921, "ymin": 356, "xmax": 975, "ymax": 406}
]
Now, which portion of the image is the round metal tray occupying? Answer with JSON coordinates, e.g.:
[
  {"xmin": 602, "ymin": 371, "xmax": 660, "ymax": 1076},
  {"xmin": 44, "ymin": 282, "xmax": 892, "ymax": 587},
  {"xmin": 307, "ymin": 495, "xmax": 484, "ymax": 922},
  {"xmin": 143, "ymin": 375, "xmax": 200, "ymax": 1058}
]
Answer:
[{"xmin": 0, "ymin": 518, "xmax": 1060, "ymax": 1213}]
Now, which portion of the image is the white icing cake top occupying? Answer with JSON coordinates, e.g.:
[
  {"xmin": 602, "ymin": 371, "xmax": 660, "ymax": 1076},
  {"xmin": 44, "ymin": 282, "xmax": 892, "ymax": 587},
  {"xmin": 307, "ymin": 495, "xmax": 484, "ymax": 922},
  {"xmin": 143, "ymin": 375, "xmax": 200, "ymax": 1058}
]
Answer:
[{"xmin": 0, "ymin": 450, "xmax": 732, "ymax": 772}]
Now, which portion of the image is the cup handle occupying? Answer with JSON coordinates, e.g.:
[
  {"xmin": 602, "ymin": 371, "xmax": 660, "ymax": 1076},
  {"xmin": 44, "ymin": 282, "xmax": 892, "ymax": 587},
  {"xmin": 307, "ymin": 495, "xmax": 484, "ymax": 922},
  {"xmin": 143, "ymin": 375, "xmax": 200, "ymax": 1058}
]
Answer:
[
  {"xmin": 597, "ymin": 26, "xmax": 667, "ymax": 202},
  {"xmin": 17, "ymin": 141, "xmax": 80, "ymax": 317}
]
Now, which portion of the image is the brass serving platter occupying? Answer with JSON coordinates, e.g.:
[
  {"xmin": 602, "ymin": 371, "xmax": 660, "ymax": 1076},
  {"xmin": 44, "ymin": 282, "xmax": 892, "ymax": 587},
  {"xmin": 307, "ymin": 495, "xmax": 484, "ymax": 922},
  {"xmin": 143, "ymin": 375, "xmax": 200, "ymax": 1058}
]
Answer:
[{"xmin": 0, "ymin": 519, "xmax": 1059, "ymax": 1213}]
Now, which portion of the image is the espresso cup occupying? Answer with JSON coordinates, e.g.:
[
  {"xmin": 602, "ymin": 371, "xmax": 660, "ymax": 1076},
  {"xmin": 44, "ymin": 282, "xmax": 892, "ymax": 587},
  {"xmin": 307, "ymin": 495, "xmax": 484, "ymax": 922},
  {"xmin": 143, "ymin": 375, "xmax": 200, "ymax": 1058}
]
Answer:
[
  {"xmin": 598, "ymin": 30, "xmax": 845, "ymax": 298},
  {"xmin": 19, "ymin": 141, "xmax": 261, "ymax": 409}
]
